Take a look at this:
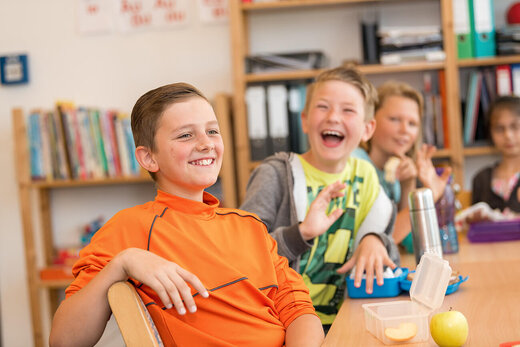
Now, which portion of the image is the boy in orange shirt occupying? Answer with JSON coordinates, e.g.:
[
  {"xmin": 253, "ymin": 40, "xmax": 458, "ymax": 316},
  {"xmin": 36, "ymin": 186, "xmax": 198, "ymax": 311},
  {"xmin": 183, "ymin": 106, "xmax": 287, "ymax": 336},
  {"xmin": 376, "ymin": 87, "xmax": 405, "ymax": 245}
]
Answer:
[{"xmin": 49, "ymin": 83, "xmax": 323, "ymax": 346}]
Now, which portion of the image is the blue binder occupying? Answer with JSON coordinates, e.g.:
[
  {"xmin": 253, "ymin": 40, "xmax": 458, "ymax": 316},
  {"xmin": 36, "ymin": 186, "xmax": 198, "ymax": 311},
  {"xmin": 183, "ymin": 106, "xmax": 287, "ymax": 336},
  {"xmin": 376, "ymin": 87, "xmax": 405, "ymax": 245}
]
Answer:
[{"xmin": 469, "ymin": 0, "xmax": 496, "ymax": 58}]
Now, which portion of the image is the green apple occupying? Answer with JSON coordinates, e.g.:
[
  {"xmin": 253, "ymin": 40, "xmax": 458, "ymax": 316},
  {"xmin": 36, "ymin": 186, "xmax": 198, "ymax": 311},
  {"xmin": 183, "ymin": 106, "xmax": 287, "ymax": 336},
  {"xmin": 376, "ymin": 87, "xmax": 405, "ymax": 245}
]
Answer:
[{"xmin": 430, "ymin": 310, "xmax": 468, "ymax": 346}]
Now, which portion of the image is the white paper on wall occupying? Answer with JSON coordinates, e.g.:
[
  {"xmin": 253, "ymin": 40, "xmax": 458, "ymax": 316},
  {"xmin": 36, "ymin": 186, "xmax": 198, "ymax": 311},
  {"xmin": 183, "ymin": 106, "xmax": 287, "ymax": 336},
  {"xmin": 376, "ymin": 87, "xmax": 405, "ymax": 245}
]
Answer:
[
  {"xmin": 114, "ymin": 0, "xmax": 189, "ymax": 34},
  {"xmin": 197, "ymin": 0, "xmax": 228, "ymax": 24},
  {"xmin": 77, "ymin": 0, "xmax": 114, "ymax": 35}
]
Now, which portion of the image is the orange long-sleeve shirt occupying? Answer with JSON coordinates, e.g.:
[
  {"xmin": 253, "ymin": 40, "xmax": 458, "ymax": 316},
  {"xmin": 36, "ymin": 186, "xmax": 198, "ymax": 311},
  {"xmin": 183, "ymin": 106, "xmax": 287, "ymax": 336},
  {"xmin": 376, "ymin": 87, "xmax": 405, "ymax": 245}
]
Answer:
[{"xmin": 66, "ymin": 190, "xmax": 316, "ymax": 346}]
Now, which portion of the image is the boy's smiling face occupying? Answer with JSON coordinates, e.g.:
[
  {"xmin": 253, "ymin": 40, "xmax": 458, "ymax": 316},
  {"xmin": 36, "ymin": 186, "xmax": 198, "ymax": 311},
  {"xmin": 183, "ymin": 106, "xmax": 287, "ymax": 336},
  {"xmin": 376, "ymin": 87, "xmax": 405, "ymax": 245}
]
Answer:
[
  {"xmin": 301, "ymin": 80, "xmax": 371, "ymax": 173},
  {"xmin": 146, "ymin": 96, "xmax": 223, "ymax": 200}
]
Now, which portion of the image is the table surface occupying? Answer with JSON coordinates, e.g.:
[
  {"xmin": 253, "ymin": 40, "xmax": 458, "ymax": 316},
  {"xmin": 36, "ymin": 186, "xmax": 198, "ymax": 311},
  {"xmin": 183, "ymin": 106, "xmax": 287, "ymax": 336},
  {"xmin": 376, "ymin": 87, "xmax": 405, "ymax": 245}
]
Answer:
[{"xmin": 322, "ymin": 235, "xmax": 520, "ymax": 346}]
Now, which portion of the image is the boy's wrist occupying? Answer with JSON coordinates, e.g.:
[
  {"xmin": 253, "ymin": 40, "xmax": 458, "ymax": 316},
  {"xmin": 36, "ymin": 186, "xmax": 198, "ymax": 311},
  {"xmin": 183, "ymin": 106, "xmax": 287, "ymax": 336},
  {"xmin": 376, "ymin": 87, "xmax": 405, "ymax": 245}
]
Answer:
[
  {"xmin": 298, "ymin": 222, "xmax": 313, "ymax": 241},
  {"xmin": 110, "ymin": 249, "xmax": 133, "ymax": 282}
]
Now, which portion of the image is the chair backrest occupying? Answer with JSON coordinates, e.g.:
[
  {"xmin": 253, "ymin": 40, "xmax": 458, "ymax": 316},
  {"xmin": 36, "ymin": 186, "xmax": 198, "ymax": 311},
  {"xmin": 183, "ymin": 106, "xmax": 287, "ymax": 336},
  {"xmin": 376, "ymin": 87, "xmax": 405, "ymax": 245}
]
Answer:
[
  {"xmin": 457, "ymin": 190, "xmax": 473, "ymax": 210},
  {"xmin": 108, "ymin": 281, "xmax": 164, "ymax": 347}
]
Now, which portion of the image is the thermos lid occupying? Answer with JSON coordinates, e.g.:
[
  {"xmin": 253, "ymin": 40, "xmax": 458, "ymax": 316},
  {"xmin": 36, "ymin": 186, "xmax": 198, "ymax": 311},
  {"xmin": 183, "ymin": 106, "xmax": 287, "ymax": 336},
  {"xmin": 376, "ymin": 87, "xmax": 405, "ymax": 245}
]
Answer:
[{"xmin": 408, "ymin": 188, "xmax": 435, "ymax": 210}]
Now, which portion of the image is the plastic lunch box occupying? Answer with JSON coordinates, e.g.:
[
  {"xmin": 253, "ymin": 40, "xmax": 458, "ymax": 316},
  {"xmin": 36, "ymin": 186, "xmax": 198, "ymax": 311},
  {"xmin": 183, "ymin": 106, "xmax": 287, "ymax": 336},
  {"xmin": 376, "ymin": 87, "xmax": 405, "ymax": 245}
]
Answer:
[
  {"xmin": 346, "ymin": 268, "xmax": 408, "ymax": 298},
  {"xmin": 362, "ymin": 253, "xmax": 452, "ymax": 345},
  {"xmin": 400, "ymin": 271, "xmax": 468, "ymax": 295}
]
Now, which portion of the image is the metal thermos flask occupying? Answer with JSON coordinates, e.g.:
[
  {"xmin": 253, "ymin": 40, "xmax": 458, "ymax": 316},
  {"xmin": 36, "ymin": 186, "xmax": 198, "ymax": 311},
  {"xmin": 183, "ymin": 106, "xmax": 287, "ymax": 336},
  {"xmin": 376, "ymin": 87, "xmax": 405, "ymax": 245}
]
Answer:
[{"xmin": 408, "ymin": 188, "xmax": 443, "ymax": 264}]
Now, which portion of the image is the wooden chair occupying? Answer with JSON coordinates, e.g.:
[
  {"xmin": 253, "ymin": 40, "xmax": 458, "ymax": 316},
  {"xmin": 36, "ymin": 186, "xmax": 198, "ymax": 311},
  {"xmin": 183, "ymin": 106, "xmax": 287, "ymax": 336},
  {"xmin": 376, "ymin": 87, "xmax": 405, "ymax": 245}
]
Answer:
[
  {"xmin": 456, "ymin": 190, "xmax": 473, "ymax": 210},
  {"xmin": 107, "ymin": 281, "xmax": 164, "ymax": 347}
]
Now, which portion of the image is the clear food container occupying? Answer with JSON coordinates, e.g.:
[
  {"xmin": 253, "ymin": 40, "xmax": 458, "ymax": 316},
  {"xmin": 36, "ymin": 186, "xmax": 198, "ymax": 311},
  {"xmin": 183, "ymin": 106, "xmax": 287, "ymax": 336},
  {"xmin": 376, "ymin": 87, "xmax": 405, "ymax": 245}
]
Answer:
[{"xmin": 362, "ymin": 253, "xmax": 452, "ymax": 345}]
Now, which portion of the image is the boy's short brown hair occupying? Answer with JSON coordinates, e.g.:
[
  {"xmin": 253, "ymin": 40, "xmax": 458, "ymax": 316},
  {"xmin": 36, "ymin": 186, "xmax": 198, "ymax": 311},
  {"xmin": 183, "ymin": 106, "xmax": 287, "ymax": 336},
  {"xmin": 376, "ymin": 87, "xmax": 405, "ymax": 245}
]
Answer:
[
  {"xmin": 303, "ymin": 65, "xmax": 378, "ymax": 121},
  {"xmin": 131, "ymin": 82, "xmax": 208, "ymax": 179}
]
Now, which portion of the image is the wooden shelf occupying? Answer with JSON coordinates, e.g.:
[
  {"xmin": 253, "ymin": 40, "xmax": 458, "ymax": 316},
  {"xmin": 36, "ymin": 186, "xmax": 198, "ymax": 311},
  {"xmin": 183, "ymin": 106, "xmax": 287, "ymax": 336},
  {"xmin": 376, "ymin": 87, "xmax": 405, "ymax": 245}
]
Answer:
[
  {"xmin": 38, "ymin": 279, "xmax": 73, "ymax": 289},
  {"xmin": 432, "ymin": 148, "xmax": 452, "ymax": 158},
  {"xmin": 27, "ymin": 176, "xmax": 152, "ymax": 189},
  {"xmin": 245, "ymin": 62, "xmax": 445, "ymax": 83},
  {"xmin": 359, "ymin": 61, "xmax": 446, "ymax": 74},
  {"xmin": 458, "ymin": 55, "xmax": 520, "ymax": 68},
  {"xmin": 241, "ymin": 0, "xmax": 406, "ymax": 11},
  {"xmin": 463, "ymin": 146, "xmax": 498, "ymax": 156}
]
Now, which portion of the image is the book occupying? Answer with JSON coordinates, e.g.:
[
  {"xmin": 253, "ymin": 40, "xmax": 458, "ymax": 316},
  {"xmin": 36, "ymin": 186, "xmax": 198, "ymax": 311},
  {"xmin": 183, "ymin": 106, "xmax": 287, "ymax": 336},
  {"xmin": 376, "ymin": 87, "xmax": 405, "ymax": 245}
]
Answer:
[
  {"xmin": 90, "ymin": 109, "xmax": 108, "ymax": 177},
  {"xmin": 463, "ymin": 71, "xmax": 482, "ymax": 144},
  {"xmin": 121, "ymin": 115, "xmax": 139, "ymax": 175},
  {"xmin": 57, "ymin": 103, "xmax": 80, "ymax": 179},
  {"xmin": 438, "ymin": 70, "xmax": 449, "ymax": 148},
  {"xmin": 115, "ymin": 114, "xmax": 131, "ymax": 176},
  {"xmin": 422, "ymin": 73, "xmax": 436, "ymax": 146},
  {"xmin": 27, "ymin": 112, "xmax": 44, "ymax": 180},
  {"xmin": 53, "ymin": 106, "xmax": 72, "ymax": 180}
]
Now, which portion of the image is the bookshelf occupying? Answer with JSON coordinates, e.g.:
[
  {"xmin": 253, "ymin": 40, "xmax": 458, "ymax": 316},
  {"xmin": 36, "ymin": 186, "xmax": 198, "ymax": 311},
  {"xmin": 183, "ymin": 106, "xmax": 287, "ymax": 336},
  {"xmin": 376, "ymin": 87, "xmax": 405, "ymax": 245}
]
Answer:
[
  {"xmin": 13, "ymin": 94, "xmax": 237, "ymax": 347},
  {"xmin": 229, "ymin": 0, "xmax": 468, "ymax": 201}
]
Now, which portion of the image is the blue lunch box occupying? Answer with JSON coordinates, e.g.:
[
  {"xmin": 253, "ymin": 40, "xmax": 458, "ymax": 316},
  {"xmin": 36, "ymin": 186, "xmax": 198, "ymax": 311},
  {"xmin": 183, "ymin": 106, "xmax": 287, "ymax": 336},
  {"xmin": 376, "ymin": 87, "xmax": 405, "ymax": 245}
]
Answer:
[{"xmin": 346, "ymin": 267, "xmax": 408, "ymax": 298}]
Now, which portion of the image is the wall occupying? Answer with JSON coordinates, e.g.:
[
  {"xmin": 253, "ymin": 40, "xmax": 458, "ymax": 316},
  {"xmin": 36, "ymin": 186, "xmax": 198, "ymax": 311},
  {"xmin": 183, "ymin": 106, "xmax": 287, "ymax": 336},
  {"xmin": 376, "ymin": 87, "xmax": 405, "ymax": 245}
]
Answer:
[
  {"xmin": 0, "ymin": 1, "xmax": 232, "ymax": 346},
  {"xmin": 1, "ymin": 0, "xmax": 512, "ymax": 346}
]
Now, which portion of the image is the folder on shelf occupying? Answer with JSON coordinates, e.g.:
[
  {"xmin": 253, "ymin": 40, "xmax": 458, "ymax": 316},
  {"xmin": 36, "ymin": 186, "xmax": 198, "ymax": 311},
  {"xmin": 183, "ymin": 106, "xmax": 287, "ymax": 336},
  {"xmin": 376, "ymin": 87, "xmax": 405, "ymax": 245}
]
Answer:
[
  {"xmin": 511, "ymin": 64, "xmax": 520, "ymax": 97},
  {"xmin": 453, "ymin": 0, "xmax": 474, "ymax": 59},
  {"xmin": 245, "ymin": 85, "xmax": 269, "ymax": 161},
  {"xmin": 361, "ymin": 13, "xmax": 379, "ymax": 64},
  {"xmin": 288, "ymin": 83, "xmax": 308, "ymax": 154},
  {"xmin": 469, "ymin": 0, "xmax": 496, "ymax": 58},
  {"xmin": 266, "ymin": 84, "xmax": 290, "ymax": 154},
  {"xmin": 463, "ymin": 71, "xmax": 482, "ymax": 145},
  {"xmin": 496, "ymin": 65, "xmax": 512, "ymax": 96}
]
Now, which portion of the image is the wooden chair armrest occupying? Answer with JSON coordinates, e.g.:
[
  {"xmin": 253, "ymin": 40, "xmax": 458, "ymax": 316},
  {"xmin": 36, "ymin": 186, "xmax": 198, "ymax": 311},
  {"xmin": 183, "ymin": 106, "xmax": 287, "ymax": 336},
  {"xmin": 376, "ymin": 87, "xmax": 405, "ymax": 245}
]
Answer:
[{"xmin": 108, "ymin": 281, "xmax": 163, "ymax": 347}]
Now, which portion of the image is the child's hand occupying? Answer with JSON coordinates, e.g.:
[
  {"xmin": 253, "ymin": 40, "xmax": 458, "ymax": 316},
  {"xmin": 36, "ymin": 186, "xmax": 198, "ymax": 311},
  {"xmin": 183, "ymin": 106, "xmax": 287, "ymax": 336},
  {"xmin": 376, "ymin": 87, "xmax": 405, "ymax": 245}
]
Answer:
[
  {"xmin": 299, "ymin": 181, "xmax": 346, "ymax": 241},
  {"xmin": 416, "ymin": 144, "xmax": 452, "ymax": 202},
  {"xmin": 336, "ymin": 234, "xmax": 396, "ymax": 294},
  {"xmin": 117, "ymin": 248, "xmax": 209, "ymax": 315},
  {"xmin": 396, "ymin": 156, "xmax": 417, "ymax": 189}
]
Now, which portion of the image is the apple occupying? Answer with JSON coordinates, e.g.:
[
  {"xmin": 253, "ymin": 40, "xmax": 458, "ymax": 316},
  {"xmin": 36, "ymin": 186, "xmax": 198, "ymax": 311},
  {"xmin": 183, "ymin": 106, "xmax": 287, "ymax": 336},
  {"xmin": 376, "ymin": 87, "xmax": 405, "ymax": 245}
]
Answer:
[{"xmin": 430, "ymin": 310, "xmax": 468, "ymax": 346}]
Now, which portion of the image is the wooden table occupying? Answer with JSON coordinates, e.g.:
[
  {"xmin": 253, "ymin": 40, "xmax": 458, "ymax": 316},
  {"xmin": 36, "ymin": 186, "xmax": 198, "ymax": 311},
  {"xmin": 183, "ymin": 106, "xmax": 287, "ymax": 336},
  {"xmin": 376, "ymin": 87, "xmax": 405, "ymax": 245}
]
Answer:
[{"xmin": 323, "ymin": 236, "xmax": 520, "ymax": 346}]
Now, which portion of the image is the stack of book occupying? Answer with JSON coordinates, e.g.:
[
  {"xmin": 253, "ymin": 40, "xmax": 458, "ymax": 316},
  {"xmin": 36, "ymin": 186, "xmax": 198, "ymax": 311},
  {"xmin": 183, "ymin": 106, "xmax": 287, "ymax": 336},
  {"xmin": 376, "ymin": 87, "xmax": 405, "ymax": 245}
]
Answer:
[
  {"xmin": 378, "ymin": 26, "xmax": 445, "ymax": 65},
  {"xmin": 26, "ymin": 104, "xmax": 141, "ymax": 181},
  {"xmin": 245, "ymin": 51, "xmax": 327, "ymax": 73},
  {"xmin": 496, "ymin": 26, "xmax": 520, "ymax": 56}
]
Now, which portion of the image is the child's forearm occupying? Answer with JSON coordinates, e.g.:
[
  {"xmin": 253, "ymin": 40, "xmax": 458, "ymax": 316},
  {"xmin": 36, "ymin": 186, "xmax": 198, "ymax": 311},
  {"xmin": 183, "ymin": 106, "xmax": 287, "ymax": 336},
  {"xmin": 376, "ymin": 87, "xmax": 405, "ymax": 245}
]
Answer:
[
  {"xmin": 392, "ymin": 208, "xmax": 412, "ymax": 244},
  {"xmin": 285, "ymin": 314, "xmax": 324, "ymax": 347},
  {"xmin": 49, "ymin": 254, "xmax": 128, "ymax": 347}
]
